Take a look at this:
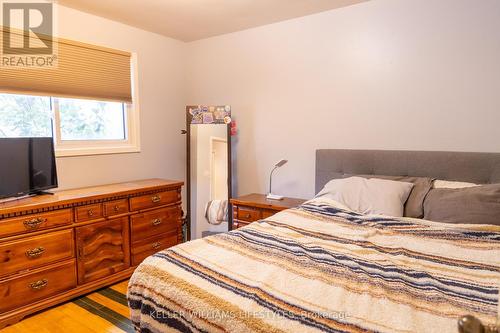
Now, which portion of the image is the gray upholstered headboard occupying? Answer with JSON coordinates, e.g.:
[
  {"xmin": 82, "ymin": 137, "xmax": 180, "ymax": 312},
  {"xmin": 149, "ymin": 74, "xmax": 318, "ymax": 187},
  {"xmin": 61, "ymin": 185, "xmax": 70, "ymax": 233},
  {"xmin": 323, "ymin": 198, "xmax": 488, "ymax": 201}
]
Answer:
[{"xmin": 315, "ymin": 149, "xmax": 500, "ymax": 194}]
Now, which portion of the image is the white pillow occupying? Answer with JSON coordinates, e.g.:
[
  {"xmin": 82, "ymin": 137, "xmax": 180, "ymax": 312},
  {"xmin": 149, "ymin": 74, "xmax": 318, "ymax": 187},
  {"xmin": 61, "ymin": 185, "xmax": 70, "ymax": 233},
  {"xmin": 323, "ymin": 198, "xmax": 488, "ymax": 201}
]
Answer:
[
  {"xmin": 432, "ymin": 180, "xmax": 479, "ymax": 189},
  {"xmin": 316, "ymin": 177, "xmax": 414, "ymax": 217}
]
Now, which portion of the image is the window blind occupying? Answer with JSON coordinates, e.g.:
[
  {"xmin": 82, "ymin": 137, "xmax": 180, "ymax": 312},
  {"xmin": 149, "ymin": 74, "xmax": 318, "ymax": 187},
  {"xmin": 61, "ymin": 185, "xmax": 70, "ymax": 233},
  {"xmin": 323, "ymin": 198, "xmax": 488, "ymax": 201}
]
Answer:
[{"xmin": 0, "ymin": 27, "xmax": 132, "ymax": 103}]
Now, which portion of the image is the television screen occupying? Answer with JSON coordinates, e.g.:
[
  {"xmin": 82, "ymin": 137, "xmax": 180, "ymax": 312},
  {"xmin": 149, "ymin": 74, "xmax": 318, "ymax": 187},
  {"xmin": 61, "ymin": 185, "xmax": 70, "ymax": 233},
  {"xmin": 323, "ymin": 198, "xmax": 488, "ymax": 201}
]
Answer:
[{"xmin": 0, "ymin": 137, "xmax": 58, "ymax": 198}]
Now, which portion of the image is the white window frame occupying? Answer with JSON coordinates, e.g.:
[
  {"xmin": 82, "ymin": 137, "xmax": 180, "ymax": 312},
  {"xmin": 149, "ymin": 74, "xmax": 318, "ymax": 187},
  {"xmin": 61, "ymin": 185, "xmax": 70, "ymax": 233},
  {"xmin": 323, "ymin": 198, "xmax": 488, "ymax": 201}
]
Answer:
[{"xmin": 54, "ymin": 54, "xmax": 140, "ymax": 157}]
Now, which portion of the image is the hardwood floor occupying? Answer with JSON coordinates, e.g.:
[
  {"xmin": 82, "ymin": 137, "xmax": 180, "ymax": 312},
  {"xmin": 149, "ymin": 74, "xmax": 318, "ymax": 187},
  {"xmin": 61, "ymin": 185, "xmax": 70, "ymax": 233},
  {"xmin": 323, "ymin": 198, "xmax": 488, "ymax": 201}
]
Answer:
[{"xmin": 1, "ymin": 280, "xmax": 133, "ymax": 333}]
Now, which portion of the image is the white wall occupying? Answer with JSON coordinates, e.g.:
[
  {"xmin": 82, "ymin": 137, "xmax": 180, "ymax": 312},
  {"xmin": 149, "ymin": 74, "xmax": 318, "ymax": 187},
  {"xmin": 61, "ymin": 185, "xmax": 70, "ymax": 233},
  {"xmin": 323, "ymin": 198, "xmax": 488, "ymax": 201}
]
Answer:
[
  {"xmin": 186, "ymin": 0, "xmax": 500, "ymax": 199},
  {"xmin": 54, "ymin": 5, "xmax": 186, "ymax": 190},
  {"xmin": 44, "ymin": 0, "xmax": 500, "ymax": 203}
]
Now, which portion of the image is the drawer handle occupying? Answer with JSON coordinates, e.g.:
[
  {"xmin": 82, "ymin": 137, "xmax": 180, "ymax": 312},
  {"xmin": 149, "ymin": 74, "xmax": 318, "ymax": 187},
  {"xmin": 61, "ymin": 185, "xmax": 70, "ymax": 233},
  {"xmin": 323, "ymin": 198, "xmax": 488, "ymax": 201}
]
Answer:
[
  {"xmin": 152, "ymin": 242, "xmax": 161, "ymax": 250},
  {"xmin": 114, "ymin": 205, "xmax": 120, "ymax": 212},
  {"xmin": 88, "ymin": 209, "xmax": 94, "ymax": 217},
  {"xmin": 26, "ymin": 246, "xmax": 45, "ymax": 259},
  {"xmin": 78, "ymin": 246, "xmax": 84, "ymax": 259},
  {"xmin": 29, "ymin": 279, "xmax": 48, "ymax": 290},
  {"xmin": 23, "ymin": 217, "xmax": 47, "ymax": 229},
  {"xmin": 152, "ymin": 218, "xmax": 162, "ymax": 226},
  {"xmin": 151, "ymin": 195, "xmax": 161, "ymax": 203},
  {"xmin": 245, "ymin": 213, "xmax": 251, "ymax": 219}
]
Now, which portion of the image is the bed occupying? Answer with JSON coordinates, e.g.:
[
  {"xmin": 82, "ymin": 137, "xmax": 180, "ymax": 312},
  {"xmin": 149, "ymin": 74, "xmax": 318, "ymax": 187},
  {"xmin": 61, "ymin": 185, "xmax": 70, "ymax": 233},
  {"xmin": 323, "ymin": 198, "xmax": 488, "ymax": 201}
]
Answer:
[{"xmin": 128, "ymin": 150, "xmax": 500, "ymax": 333}]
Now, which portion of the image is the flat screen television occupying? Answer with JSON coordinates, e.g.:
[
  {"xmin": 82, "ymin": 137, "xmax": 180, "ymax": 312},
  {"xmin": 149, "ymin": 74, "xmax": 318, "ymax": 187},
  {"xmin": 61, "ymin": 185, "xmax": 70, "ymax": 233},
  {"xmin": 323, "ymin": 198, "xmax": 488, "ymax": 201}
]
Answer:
[{"xmin": 0, "ymin": 137, "xmax": 58, "ymax": 199}]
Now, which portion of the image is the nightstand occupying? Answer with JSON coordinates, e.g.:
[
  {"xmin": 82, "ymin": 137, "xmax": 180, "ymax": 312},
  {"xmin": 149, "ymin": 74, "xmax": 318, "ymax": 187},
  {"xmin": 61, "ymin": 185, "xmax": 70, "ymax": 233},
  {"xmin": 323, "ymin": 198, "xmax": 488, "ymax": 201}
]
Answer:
[{"xmin": 230, "ymin": 193, "xmax": 307, "ymax": 229}]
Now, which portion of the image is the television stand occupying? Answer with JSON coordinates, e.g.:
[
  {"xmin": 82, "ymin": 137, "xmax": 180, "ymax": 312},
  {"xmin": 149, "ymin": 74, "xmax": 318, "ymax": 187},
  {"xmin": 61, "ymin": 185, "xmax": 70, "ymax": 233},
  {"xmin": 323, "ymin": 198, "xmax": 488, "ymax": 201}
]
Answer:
[{"xmin": 0, "ymin": 178, "xmax": 184, "ymax": 329}]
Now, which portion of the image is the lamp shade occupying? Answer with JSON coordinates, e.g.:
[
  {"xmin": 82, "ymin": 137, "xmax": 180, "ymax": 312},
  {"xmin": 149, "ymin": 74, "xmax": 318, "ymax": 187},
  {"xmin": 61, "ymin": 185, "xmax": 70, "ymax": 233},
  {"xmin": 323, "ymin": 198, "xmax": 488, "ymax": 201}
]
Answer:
[{"xmin": 274, "ymin": 159, "xmax": 288, "ymax": 168}]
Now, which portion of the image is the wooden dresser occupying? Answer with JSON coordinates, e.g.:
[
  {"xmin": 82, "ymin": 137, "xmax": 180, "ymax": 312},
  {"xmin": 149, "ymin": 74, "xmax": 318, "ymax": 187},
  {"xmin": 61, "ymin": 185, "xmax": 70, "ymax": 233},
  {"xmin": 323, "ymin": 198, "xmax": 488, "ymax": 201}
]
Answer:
[
  {"xmin": 0, "ymin": 178, "xmax": 183, "ymax": 328},
  {"xmin": 230, "ymin": 193, "xmax": 306, "ymax": 229}
]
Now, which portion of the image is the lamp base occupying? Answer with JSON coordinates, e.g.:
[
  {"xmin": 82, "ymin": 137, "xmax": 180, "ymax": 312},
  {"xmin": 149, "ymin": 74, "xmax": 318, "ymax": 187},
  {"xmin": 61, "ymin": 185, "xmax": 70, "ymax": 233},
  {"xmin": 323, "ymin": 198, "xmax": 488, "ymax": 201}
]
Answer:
[{"xmin": 266, "ymin": 193, "xmax": 284, "ymax": 201}]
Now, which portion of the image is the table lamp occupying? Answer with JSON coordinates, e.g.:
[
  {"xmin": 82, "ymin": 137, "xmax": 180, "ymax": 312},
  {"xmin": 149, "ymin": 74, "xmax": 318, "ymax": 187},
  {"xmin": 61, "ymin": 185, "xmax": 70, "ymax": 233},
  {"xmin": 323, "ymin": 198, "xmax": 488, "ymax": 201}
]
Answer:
[{"xmin": 266, "ymin": 159, "xmax": 288, "ymax": 200}]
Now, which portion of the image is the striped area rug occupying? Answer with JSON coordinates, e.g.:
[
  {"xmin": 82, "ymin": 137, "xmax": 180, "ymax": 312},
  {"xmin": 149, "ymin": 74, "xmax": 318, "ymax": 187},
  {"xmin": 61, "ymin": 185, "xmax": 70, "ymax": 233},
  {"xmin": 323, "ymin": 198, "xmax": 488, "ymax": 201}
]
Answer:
[{"xmin": 72, "ymin": 280, "xmax": 134, "ymax": 333}]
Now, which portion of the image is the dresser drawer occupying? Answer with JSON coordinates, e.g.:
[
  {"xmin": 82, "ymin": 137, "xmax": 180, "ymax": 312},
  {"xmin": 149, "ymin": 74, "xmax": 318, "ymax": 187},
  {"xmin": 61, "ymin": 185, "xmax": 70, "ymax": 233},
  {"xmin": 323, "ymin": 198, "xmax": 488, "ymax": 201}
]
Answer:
[
  {"xmin": 104, "ymin": 199, "xmax": 129, "ymax": 217},
  {"xmin": 0, "ymin": 209, "xmax": 73, "ymax": 238},
  {"xmin": 130, "ymin": 190, "xmax": 180, "ymax": 211},
  {"xmin": 0, "ymin": 260, "xmax": 77, "ymax": 313},
  {"xmin": 76, "ymin": 203, "xmax": 103, "ymax": 222},
  {"xmin": 131, "ymin": 229, "xmax": 179, "ymax": 266},
  {"xmin": 130, "ymin": 206, "xmax": 181, "ymax": 243},
  {"xmin": 0, "ymin": 229, "xmax": 74, "ymax": 278},
  {"xmin": 237, "ymin": 206, "xmax": 262, "ymax": 222}
]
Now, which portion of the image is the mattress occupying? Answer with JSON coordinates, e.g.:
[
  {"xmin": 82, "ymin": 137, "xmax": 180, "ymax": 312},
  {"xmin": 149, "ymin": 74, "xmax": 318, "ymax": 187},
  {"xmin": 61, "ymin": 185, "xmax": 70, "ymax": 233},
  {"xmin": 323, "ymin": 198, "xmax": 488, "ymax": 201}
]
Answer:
[{"xmin": 128, "ymin": 198, "xmax": 500, "ymax": 333}]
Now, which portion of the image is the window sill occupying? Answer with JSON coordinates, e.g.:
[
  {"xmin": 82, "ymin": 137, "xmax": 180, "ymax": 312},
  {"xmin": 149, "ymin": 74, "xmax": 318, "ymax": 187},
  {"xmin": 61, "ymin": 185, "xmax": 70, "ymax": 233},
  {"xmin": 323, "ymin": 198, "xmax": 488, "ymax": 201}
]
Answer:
[{"xmin": 55, "ymin": 144, "xmax": 141, "ymax": 157}]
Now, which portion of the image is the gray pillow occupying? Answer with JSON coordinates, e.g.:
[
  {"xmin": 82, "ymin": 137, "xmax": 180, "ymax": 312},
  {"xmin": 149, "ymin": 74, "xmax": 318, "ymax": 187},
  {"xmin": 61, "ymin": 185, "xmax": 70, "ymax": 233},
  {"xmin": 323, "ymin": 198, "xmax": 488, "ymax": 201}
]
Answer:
[
  {"xmin": 343, "ymin": 174, "xmax": 433, "ymax": 218},
  {"xmin": 423, "ymin": 184, "xmax": 500, "ymax": 225}
]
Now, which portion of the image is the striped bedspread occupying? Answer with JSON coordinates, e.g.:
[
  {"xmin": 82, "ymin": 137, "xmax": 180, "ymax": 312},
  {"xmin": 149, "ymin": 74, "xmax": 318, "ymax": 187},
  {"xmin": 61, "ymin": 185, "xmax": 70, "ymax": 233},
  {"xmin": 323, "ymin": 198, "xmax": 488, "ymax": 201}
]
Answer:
[{"xmin": 128, "ymin": 198, "xmax": 500, "ymax": 333}]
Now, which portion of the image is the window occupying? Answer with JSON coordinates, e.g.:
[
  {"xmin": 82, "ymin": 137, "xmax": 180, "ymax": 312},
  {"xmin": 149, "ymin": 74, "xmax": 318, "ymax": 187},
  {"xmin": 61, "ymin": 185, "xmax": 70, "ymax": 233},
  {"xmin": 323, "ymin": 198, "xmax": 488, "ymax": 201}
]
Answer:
[
  {"xmin": 57, "ymin": 98, "xmax": 126, "ymax": 141},
  {"xmin": 0, "ymin": 94, "xmax": 52, "ymax": 137},
  {"xmin": 0, "ymin": 92, "xmax": 140, "ymax": 156},
  {"xmin": 0, "ymin": 29, "xmax": 139, "ymax": 156}
]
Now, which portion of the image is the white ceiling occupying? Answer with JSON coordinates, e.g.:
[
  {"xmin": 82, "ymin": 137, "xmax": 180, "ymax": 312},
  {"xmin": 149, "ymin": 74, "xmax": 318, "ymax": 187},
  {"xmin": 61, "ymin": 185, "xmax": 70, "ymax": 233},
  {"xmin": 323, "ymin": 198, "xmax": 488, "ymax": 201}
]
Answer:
[{"xmin": 57, "ymin": 0, "xmax": 367, "ymax": 42}]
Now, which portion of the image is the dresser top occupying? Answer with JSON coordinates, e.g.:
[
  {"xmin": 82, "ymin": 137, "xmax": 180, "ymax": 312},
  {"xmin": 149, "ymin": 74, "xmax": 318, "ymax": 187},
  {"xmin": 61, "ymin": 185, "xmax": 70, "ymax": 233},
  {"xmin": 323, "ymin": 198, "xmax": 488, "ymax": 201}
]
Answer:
[
  {"xmin": 230, "ymin": 193, "xmax": 307, "ymax": 211},
  {"xmin": 0, "ymin": 178, "xmax": 184, "ymax": 216}
]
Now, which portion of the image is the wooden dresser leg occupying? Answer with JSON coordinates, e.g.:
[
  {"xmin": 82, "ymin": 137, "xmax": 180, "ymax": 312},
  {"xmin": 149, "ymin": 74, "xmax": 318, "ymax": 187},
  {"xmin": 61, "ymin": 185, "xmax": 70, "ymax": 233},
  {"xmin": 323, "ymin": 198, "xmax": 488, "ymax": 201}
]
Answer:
[{"xmin": 0, "ymin": 314, "xmax": 26, "ymax": 329}]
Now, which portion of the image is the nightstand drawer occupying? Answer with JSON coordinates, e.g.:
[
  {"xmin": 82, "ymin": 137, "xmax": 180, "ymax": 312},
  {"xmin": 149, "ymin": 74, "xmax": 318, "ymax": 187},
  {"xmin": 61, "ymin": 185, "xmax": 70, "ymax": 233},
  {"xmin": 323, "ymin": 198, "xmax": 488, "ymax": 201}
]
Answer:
[
  {"xmin": 262, "ymin": 209, "xmax": 278, "ymax": 219},
  {"xmin": 237, "ymin": 207, "xmax": 262, "ymax": 222},
  {"xmin": 230, "ymin": 194, "xmax": 307, "ymax": 231},
  {"xmin": 233, "ymin": 221, "xmax": 251, "ymax": 229}
]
